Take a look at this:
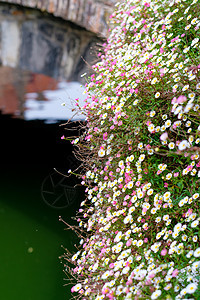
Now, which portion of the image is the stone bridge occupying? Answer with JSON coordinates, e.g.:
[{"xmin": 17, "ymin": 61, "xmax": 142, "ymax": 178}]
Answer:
[
  {"xmin": 0, "ymin": 0, "xmax": 117, "ymax": 82},
  {"xmin": 1, "ymin": 0, "xmax": 117, "ymax": 36}
]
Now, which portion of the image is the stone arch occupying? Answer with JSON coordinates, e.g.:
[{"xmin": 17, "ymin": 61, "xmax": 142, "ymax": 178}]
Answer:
[{"xmin": 1, "ymin": 0, "xmax": 117, "ymax": 36}]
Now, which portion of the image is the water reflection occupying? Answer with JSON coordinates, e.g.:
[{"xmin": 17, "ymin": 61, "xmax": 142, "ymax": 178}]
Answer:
[
  {"xmin": 0, "ymin": 67, "xmax": 84, "ymax": 299},
  {"xmin": 0, "ymin": 166, "xmax": 80, "ymax": 300},
  {"xmin": 0, "ymin": 66, "xmax": 86, "ymax": 122}
]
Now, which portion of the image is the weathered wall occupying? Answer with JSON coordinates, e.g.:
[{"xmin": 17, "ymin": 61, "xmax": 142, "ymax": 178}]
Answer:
[
  {"xmin": 0, "ymin": 3, "xmax": 101, "ymax": 81},
  {"xmin": 0, "ymin": 0, "xmax": 118, "ymax": 36}
]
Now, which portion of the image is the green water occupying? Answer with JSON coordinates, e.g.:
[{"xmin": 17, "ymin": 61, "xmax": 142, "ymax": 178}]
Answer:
[{"xmin": 0, "ymin": 167, "xmax": 79, "ymax": 300}]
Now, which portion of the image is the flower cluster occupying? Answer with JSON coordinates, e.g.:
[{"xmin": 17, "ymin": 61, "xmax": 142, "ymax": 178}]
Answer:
[{"xmin": 65, "ymin": 0, "xmax": 200, "ymax": 299}]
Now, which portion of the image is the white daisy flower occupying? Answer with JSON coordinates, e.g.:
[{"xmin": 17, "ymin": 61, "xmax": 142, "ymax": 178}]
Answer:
[
  {"xmin": 174, "ymin": 106, "xmax": 183, "ymax": 115},
  {"xmin": 114, "ymin": 231, "xmax": 123, "ymax": 242},
  {"xmin": 155, "ymin": 92, "xmax": 160, "ymax": 98},
  {"xmin": 196, "ymin": 83, "xmax": 200, "ymax": 89},
  {"xmin": 191, "ymin": 220, "xmax": 199, "ymax": 228},
  {"xmin": 151, "ymin": 290, "xmax": 161, "ymax": 299},
  {"xmin": 151, "ymin": 77, "xmax": 158, "ymax": 84},
  {"xmin": 73, "ymin": 283, "xmax": 82, "ymax": 292},
  {"xmin": 178, "ymin": 140, "xmax": 190, "ymax": 151},
  {"xmin": 191, "ymin": 38, "xmax": 199, "ymax": 46},
  {"xmin": 182, "ymin": 84, "xmax": 189, "ymax": 91},
  {"xmin": 194, "ymin": 248, "xmax": 200, "ymax": 257},
  {"xmin": 101, "ymin": 270, "xmax": 110, "ymax": 279},
  {"xmin": 184, "ymin": 103, "xmax": 194, "ymax": 113},
  {"xmin": 98, "ymin": 149, "xmax": 105, "ymax": 157},
  {"xmin": 186, "ymin": 282, "xmax": 197, "ymax": 294},
  {"xmin": 124, "ymin": 215, "xmax": 133, "ymax": 224},
  {"xmin": 166, "ymin": 173, "xmax": 172, "ymax": 180},
  {"xmin": 165, "ymin": 120, "xmax": 172, "ymax": 127},
  {"xmin": 168, "ymin": 142, "xmax": 175, "ymax": 149}
]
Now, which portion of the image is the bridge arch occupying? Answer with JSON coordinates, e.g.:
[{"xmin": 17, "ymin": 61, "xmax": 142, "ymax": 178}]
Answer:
[
  {"xmin": 1, "ymin": 0, "xmax": 117, "ymax": 36},
  {"xmin": 0, "ymin": 2, "xmax": 112, "ymax": 81}
]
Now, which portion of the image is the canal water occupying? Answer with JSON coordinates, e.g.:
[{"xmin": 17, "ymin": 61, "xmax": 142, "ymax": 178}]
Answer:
[{"xmin": 0, "ymin": 67, "xmax": 85, "ymax": 300}]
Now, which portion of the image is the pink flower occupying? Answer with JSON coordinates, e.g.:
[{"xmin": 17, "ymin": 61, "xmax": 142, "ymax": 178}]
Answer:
[
  {"xmin": 174, "ymin": 172, "xmax": 179, "ymax": 177},
  {"xmin": 160, "ymin": 132, "xmax": 168, "ymax": 141},
  {"xmin": 102, "ymin": 287, "xmax": 109, "ymax": 294},
  {"xmin": 126, "ymin": 239, "xmax": 132, "ymax": 247},
  {"xmin": 177, "ymin": 95, "xmax": 187, "ymax": 103},
  {"xmin": 109, "ymin": 270, "xmax": 114, "ymax": 276},
  {"xmin": 108, "ymin": 294, "xmax": 114, "ymax": 299},
  {"xmin": 148, "ymin": 273, "xmax": 155, "ymax": 279},
  {"xmin": 161, "ymin": 248, "xmax": 167, "ymax": 256},
  {"xmin": 101, "ymin": 248, "xmax": 106, "ymax": 254},
  {"xmin": 103, "ymin": 132, "xmax": 108, "ymax": 140},
  {"xmin": 171, "ymin": 97, "xmax": 177, "ymax": 104},
  {"xmin": 126, "ymin": 279, "xmax": 133, "ymax": 285},
  {"xmin": 172, "ymin": 269, "xmax": 179, "ymax": 277},
  {"xmin": 186, "ymin": 165, "xmax": 193, "ymax": 172}
]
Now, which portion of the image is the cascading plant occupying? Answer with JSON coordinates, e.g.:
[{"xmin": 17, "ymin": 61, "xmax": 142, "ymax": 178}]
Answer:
[{"xmin": 63, "ymin": 0, "xmax": 200, "ymax": 299}]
